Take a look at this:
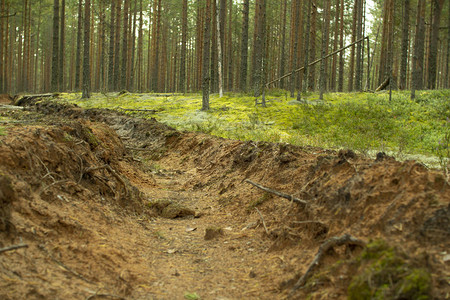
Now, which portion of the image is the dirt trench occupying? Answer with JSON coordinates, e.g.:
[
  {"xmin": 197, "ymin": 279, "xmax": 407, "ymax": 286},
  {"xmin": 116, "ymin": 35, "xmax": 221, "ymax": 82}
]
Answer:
[{"xmin": 0, "ymin": 98, "xmax": 449, "ymax": 300}]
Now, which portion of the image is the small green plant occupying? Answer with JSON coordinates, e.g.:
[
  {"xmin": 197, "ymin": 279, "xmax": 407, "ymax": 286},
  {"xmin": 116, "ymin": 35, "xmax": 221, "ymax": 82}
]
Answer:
[{"xmin": 184, "ymin": 292, "xmax": 200, "ymax": 300}]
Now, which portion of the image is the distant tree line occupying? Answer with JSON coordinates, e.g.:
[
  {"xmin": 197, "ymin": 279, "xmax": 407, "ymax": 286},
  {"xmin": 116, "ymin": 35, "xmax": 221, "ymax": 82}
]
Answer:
[{"xmin": 0, "ymin": 0, "xmax": 448, "ymax": 100}]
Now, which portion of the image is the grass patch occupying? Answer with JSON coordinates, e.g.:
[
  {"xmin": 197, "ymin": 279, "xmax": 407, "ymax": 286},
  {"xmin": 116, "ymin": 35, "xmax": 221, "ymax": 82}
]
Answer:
[{"xmin": 64, "ymin": 89, "xmax": 450, "ymax": 167}]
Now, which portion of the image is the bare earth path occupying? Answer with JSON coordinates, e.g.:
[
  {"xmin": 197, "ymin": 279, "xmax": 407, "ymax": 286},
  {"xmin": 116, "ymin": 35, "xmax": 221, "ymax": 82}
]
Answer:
[{"xmin": 0, "ymin": 98, "xmax": 449, "ymax": 299}]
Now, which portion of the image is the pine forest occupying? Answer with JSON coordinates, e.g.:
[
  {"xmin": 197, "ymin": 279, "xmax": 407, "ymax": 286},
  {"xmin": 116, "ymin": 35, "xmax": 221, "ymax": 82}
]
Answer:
[{"xmin": 0, "ymin": 0, "xmax": 449, "ymax": 97}]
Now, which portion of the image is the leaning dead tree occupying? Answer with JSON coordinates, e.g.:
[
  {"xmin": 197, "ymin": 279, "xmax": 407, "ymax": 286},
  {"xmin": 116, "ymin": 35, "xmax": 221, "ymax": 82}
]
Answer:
[{"xmin": 266, "ymin": 36, "xmax": 369, "ymax": 89}]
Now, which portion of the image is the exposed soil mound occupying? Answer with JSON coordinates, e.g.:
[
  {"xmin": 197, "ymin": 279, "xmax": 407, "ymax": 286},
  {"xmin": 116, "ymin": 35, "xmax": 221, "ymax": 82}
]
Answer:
[{"xmin": 0, "ymin": 98, "xmax": 448, "ymax": 299}]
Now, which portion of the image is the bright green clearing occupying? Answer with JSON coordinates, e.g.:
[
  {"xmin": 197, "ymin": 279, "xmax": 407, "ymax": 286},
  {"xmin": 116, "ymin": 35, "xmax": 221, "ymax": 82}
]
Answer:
[{"xmin": 63, "ymin": 89, "xmax": 449, "ymax": 168}]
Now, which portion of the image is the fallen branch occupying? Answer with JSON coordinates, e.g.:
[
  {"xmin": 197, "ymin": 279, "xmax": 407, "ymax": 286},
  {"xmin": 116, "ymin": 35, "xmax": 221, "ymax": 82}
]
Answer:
[
  {"xmin": 244, "ymin": 179, "xmax": 307, "ymax": 207},
  {"xmin": 290, "ymin": 234, "xmax": 365, "ymax": 293},
  {"xmin": 255, "ymin": 208, "xmax": 270, "ymax": 236},
  {"xmin": 375, "ymin": 77, "xmax": 390, "ymax": 92},
  {"xmin": 0, "ymin": 243, "xmax": 28, "ymax": 254},
  {"xmin": 292, "ymin": 220, "xmax": 326, "ymax": 226},
  {"xmin": 118, "ymin": 107, "xmax": 157, "ymax": 113},
  {"xmin": 84, "ymin": 164, "xmax": 128, "ymax": 197}
]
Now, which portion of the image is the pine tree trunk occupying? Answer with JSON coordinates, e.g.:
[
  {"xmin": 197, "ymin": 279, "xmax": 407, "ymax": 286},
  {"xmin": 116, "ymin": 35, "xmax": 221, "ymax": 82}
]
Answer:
[
  {"xmin": 120, "ymin": 0, "xmax": 129, "ymax": 90},
  {"xmin": 303, "ymin": 0, "xmax": 312, "ymax": 93},
  {"xmin": 75, "ymin": 0, "xmax": 83, "ymax": 91},
  {"xmin": 279, "ymin": 0, "xmax": 287, "ymax": 89},
  {"xmin": 226, "ymin": 0, "xmax": 233, "ymax": 90},
  {"xmin": 330, "ymin": 0, "xmax": 340, "ymax": 91},
  {"xmin": 355, "ymin": 0, "xmax": 363, "ymax": 91},
  {"xmin": 427, "ymin": 0, "xmax": 444, "ymax": 89},
  {"xmin": 108, "ymin": 0, "xmax": 116, "ymax": 91},
  {"xmin": 348, "ymin": 0, "xmax": 357, "ymax": 91},
  {"xmin": 179, "ymin": 0, "xmax": 188, "ymax": 93},
  {"xmin": 289, "ymin": 0, "xmax": 300, "ymax": 97},
  {"xmin": 309, "ymin": 3, "xmax": 317, "ymax": 91},
  {"xmin": 411, "ymin": 0, "xmax": 426, "ymax": 99},
  {"xmin": 253, "ymin": 0, "xmax": 266, "ymax": 99},
  {"xmin": 338, "ymin": 0, "xmax": 344, "ymax": 92},
  {"xmin": 239, "ymin": 0, "xmax": 249, "ymax": 92},
  {"xmin": 114, "ymin": 0, "xmax": 122, "ymax": 89},
  {"xmin": 202, "ymin": 0, "xmax": 212, "ymax": 111},
  {"xmin": 58, "ymin": 0, "xmax": 65, "ymax": 91},
  {"xmin": 137, "ymin": 0, "xmax": 143, "ymax": 92},
  {"xmin": 51, "ymin": 0, "xmax": 60, "ymax": 92},
  {"xmin": 0, "ymin": 0, "xmax": 4, "ymax": 93},
  {"xmin": 82, "ymin": 0, "xmax": 91, "ymax": 98},
  {"xmin": 319, "ymin": 0, "xmax": 330, "ymax": 100},
  {"xmin": 399, "ymin": 0, "xmax": 410, "ymax": 90},
  {"xmin": 216, "ymin": 0, "xmax": 223, "ymax": 97}
]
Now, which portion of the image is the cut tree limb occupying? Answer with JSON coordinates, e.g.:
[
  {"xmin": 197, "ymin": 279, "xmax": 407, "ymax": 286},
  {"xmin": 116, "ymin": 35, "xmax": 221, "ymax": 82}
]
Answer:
[
  {"xmin": 376, "ymin": 77, "xmax": 390, "ymax": 92},
  {"xmin": 266, "ymin": 37, "xmax": 368, "ymax": 87},
  {"xmin": 244, "ymin": 179, "xmax": 307, "ymax": 207},
  {"xmin": 0, "ymin": 243, "xmax": 28, "ymax": 254},
  {"xmin": 290, "ymin": 234, "xmax": 365, "ymax": 294}
]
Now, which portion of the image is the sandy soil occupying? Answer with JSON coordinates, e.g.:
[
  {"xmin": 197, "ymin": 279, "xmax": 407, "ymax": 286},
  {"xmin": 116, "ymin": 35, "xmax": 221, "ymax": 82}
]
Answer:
[{"xmin": 0, "ymin": 97, "xmax": 448, "ymax": 300}]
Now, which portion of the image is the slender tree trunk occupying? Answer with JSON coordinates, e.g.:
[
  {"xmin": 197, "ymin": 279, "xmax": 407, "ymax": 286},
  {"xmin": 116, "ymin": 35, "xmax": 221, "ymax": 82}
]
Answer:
[
  {"xmin": 355, "ymin": 0, "xmax": 363, "ymax": 91},
  {"xmin": 399, "ymin": 0, "xmax": 410, "ymax": 90},
  {"xmin": 411, "ymin": 0, "xmax": 426, "ymax": 99},
  {"xmin": 51, "ymin": 0, "xmax": 60, "ymax": 92},
  {"xmin": 82, "ymin": 0, "xmax": 91, "ymax": 98},
  {"xmin": 114, "ymin": 0, "xmax": 122, "ymax": 89},
  {"xmin": 319, "ymin": 0, "xmax": 330, "ymax": 100},
  {"xmin": 348, "ymin": 0, "xmax": 358, "ymax": 91},
  {"xmin": 120, "ymin": 0, "xmax": 129, "ymax": 90},
  {"xmin": 202, "ymin": 0, "xmax": 212, "ymax": 111},
  {"xmin": 427, "ymin": 0, "xmax": 444, "ymax": 89},
  {"xmin": 303, "ymin": 0, "xmax": 312, "ymax": 93},
  {"xmin": 289, "ymin": 0, "xmax": 300, "ymax": 97},
  {"xmin": 279, "ymin": 0, "xmax": 287, "ymax": 89},
  {"xmin": 253, "ymin": 0, "xmax": 266, "ymax": 99},
  {"xmin": 338, "ymin": 0, "xmax": 344, "ymax": 92},
  {"xmin": 0, "ymin": 0, "xmax": 4, "ymax": 93},
  {"xmin": 58, "ymin": 0, "xmax": 65, "ymax": 91},
  {"xmin": 309, "ymin": 3, "xmax": 317, "ymax": 91},
  {"xmin": 75, "ymin": 0, "xmax": 83, "ymax": 91},
  {"xmin": 179, "ymin": 0, "xmax": 187, "ymax": 93},
  {"xmin": 330, "ymin": 0, "xmax": 340, "ymax": 91},
  {"xmin": 239, "ymin": 0, "xmax": 249, "ymax": 92},
  {"xmin": 216, "ymin": 0, "xmax": 223, "ymax": 97},
  {"xmin": 226, "ymin": 0, "xmax": 233, "ymax": 90},
  {"xmin": 108, "ymin": 0, "xmax": 116, "ymax": 91},
  {"xmin": 137, "ymin": 0, "xmax": 143, "ymax": 92}
]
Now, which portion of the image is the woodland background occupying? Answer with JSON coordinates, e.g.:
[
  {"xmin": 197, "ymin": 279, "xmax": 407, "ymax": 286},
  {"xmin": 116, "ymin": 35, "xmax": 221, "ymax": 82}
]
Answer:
[{"xmin": 0, "ymin": 0, "xmax": 449, "ymax": 98}]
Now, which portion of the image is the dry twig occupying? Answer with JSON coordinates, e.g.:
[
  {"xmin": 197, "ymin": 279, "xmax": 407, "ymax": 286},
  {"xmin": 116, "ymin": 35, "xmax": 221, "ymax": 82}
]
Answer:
[
  {"xmin": 290, "ymin": 234, "xmax": 365, "ymax": 294},
  {"xmin": 0, "ymin": 243, "xmax": 28, "ymax": 254},
  {"xmin": 255, "ymin": 208, "xmax": 270, "ymax": 236},
  {"xmin": 245, "ymin": 179, "xmax": 307, "ymax": 207}
]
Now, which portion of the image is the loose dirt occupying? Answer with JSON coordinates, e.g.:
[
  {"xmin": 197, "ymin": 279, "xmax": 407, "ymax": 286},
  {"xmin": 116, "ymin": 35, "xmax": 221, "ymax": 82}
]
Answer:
[{"xmin": 0, "ymin": 97, "xmax": 448, "ymax": 300}]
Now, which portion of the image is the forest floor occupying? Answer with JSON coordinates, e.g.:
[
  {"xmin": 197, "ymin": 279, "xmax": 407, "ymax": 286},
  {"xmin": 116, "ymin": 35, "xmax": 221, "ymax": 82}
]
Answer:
[{"xmin": 0, "ymin": 95, "xmax": 449, "ymax": 300}]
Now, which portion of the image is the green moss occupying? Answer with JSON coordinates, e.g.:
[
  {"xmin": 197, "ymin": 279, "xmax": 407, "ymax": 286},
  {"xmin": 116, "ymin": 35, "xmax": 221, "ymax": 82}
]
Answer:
[
  {"xmin": 65, "ymin": 90, "xmax": 449, "ymax": 166},
  {"xmin": 348, "ymin": 240, "xmax": 431, "ymax": 300}
]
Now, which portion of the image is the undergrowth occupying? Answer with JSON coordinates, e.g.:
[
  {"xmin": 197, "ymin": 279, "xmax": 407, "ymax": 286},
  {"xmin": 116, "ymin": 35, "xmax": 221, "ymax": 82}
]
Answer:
[{"xmin": 63, "ymin": 89, "xmax": 450, "ymax": 167}]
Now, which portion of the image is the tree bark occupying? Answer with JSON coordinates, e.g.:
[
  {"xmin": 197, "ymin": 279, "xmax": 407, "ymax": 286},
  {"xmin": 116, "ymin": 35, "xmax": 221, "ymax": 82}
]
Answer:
[
  {"xmin": 319, "ymin": 0, "xmax": 331, "ymax": 100},
  {"xmin": 215, "ymin": 0, "xmax": 223, "ymax": 98},
  {"xmin": 427, "ymin": 0, "xmax": 444, "ymax": 89},
  {"xmin": 81, "ymin": 0, "xmax": 91, "ymax": 98},
  {"xmin": 108, "ymin": 0, "xmax": 116, "ymax": 91},
  {"xmin": 202, "ymin": 0, "xmax": 212, "ymax": 111},
  {"xmin": 338, "ymin": 0, "xmax": 344, "ymax": 92},
  {"xmin": 399, "ymin": 0, "xmax": 410, "ymax": 90},
  {"xmin": 303, "ymin": 0, "xmax": 312, "ymax": 93},
  {"xmin": 239, "ymin": 0, "xmax": 249, "ymax": 92},
  {"xmin": 121, "ymin": 0, "xmax": 129, "ymax": 90},
  {"xmin": 179, "ymin": 0, "xmax": 188, "ymax": 93},
  {"xmin": 58, "ymin": 0, "xmax": 65, "ymax": 91},
  {"xmin": 51, "ymin": 0, "xmax": 60, "ymax": 92},
  {"xmin": 411, "ymin": 0, "xmax": 426, "ymax": 99}
]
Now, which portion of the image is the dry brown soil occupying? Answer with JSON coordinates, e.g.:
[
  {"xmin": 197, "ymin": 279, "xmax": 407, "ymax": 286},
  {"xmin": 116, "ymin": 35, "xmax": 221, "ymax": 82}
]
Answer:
[{"xmin": 0, "ymin": 98, "xmax": 449, "ymax": 300}]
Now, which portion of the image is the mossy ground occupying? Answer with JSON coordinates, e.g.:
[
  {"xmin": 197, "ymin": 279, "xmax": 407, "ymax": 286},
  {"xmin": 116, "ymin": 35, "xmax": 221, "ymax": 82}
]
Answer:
[
  {"xmin": 63, "ymin": 89, "xmax": 449, "ymax": 167},
  {"xmin": 348, "ymin": 240, "xmax": 431, "ymax": 300}
]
